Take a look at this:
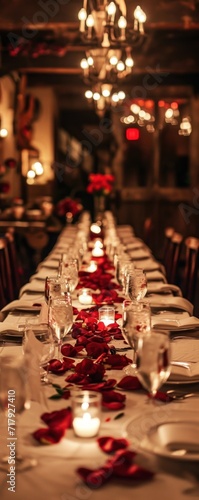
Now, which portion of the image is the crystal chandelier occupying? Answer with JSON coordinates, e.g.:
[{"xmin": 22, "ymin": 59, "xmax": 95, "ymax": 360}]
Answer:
[{"xmin": 78, "ymin": 1, "xmax": 147, "ymax": 49}]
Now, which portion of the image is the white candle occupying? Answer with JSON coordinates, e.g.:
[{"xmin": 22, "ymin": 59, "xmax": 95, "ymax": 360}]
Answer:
[
  {"xmin": 86, "ymin": 261, "xmax": 97, "ymax": 273},
  {"xmin": 92, "ymin": 248, "xmax": 104, "ymax": 257},
  {"xmin": 99, "ymin": 306, "xmax": 115, "ymax": 326},
  {"xmin": 73, "ymin": 413, "xmax": 100, "ymax": 438},
  {"xmin": 78, "ymin": 289, "xmax": 93, "ymax": 305}
]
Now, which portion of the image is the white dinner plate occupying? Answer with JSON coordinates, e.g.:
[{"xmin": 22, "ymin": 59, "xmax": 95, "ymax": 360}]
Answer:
[{"xmin": 126, "ymin": 410, "xmax": 199, "ymax": 462}]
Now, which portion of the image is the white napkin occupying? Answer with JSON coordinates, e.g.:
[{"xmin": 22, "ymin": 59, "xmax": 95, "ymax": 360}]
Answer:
[
  {"xmin": 1, "ymin": 298, "xmax": 44, "ymax": 313},
  {"xmin": 19, "ymin": 280, "xmax": 45, "ymax": 297},
  {"xmin": 152, "ymin": 315, "xmax": 199, "ymax": 331},
  {"xmin": 37, "ymin": 259, "xmax": 60, "ymax": 270},
  {"xmin": 126, "ymin": 240, "xmax": 145, "ymax": 250},
  {"xmin": 148, "ymin": 295, "xmax": 193, "ymax": 315},
  {"xmin": 170, "ymin": 338, "xmax": 199, "ymax": 381},
  {"xmin": 147, "ymin": 282, "xmax": 182, "ymax": 296},
  {"xmin": 146, "ymin": 270, "xmax": 166, "ymax": 282},
  {"xmin": 30, "ymin": 269, "xmax": 58, "ymax": 281},
  {"xmin": 133, "ymin": 258, "xmax": 161, "ymax": 272},
  {"xmin": 129, "ymin": 249, "xmax": 151, "ymax": 260}
]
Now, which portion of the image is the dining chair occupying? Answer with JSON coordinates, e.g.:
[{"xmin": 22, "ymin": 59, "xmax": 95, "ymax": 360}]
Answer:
[
  {"xmin": 4, "ymin": 230, "xmax": 22, "ymax": 297},
  {"xmin": 0, "ymin": 236, "xmax": 15, "ymax": 304},
  {"xmin": 164, "ymin": 230, "xmax": 183, "ymax": 284},
  {"xmin": 180, "ymin": 237, "xmax": 199, "ymax": 304}
]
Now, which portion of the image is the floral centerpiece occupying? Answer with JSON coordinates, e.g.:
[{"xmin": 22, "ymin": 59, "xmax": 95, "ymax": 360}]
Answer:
[
  {"xmin": 56, "ymin": 197, "xmax": 82, "ymax": 223},
  {"xmin": 87, "ymin": 173, "xmax": 115, "ymax": 196}
]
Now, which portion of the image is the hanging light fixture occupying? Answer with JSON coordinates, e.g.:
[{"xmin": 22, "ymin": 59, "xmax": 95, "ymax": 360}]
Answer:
[
  {"xmin": 80, "ymin": 46, "xmax": 134, "ymax": 84},
  {"xmin": 78, "ymin": 1, "xmax": 147, "ymax": 48},
  {"xmin": 85, "ymin": 82, "xmax": 126, "ymax": 116}
]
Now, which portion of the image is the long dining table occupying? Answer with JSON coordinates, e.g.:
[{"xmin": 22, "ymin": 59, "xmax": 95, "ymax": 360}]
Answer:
[{"xmin": 0, "ymin": 210, "xmax": 199, "ymax": 500}]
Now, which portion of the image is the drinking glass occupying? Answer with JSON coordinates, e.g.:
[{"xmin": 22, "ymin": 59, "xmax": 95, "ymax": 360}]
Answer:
[
  {"xmin": 49, "ymin": 296, "xmax": 73, "ymax": 359},
  {"xmin": 0, "ymin": 355, "xmax": 37, "ymax": 471},
  {"xmin": 122, "ymin": 300, "xmax": 151, "ymax": 375},
  {"xmin": 136, "ymin": 329, "xmax": 171, "ymax": 401},
  {"xmin": 44, "ymin": 276, "xmax": 69, "ymax": 304},
  {"xmin": 60, "ymin": 260, "xmax": 79, "ymax": 294},
  {"xmin": 23, "ymin": 321, "xmax": 55, "ymax": 384},
  {"xmin": 116, "ymin": 257, "xmax": 130, "ymax": 289},
  {"xmin": 127, "ymin": 268, "xmax": 147, "ymax": 301}
]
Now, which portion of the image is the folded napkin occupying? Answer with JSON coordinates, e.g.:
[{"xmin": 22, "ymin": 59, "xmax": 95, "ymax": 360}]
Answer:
[
  {"xmin": 145, "ymin": 270, "xmax": 166, "ymax": 282},
  {"xmin": 148, "ymin": 295, "xmax": 193, "ymax": 315},
  {"xmin": 30, "ymin": 269, "xmax": 59, "ymax": 281},
  {"xmin": 23, "ymin": 329, "xmax": 43, "ymax": 402},
  {"xmin": 169, "ymin": 361, "xmax": 199, "ymax": 382},
  {"xmin": 147, "ymin": 282, "xmax": 182, "ymax": 297},
  {"xmin": 1, "ymin": 298, "xmax": 44, "ymax": 313},
  {"xmin": 129, "ymin": 249, "xmax": 151, "ymax": 260},
  {"xmin": 37, "ymin": 260, "xmax": 60, "ymax": 270},
  {"xmin": 133, "ymin": 258, "xmax": 161, "ymax": 272},
  {"xmin": 19, "ymin": 280, "xmax": 45, "ymax": 297},
  {"xmin": 126, "ymin": 240, "xmax": 145, "ymax": 250},
  {"xmin": 153, "ymin": 315, "xmax": 199, "ymax": 332}
]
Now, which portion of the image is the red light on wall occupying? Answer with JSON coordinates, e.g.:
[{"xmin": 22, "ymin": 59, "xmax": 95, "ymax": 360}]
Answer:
[{"xmin": 126, "ymin": 128, "xmax": 140, "ymax": 141}]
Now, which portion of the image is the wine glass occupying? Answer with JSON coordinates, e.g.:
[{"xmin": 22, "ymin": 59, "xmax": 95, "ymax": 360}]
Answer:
[
  {"xmin": 127, "ymin": 268, "xmax": 147, "ymax": 301},
  {"xmin": 49, "ymin": 296, "xmax": 73, "ymax": 359},
  {"xmin": 60, "ymin": 260, "xmax": 78, "ymax": 294},
  {"xmin": 136, "ymin": 329, "xmax": 171, "ymax": 401},
  {"xmin": 122, "ymin": 300, "xmax": 151, "ymax": 375},
  {"xmin": 23, "ymin": 321, "xmax": 55, "ymax": 384},
  {"xmin": 44, "ymin": 276, "xmax": 69, "ymax": 304},
  {"xmin": 0, "ymin": 355, "xmax": 37, "ymax": 472}
]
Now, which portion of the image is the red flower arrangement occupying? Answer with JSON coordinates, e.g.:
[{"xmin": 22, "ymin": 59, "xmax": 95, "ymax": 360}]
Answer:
[
  {"xmin": 56, "ymin": 197, "xmax": 82, "ymax": 217},
  {"xmin": 87, "ymin": 174, "xmax": 115, "ymax": 196}
]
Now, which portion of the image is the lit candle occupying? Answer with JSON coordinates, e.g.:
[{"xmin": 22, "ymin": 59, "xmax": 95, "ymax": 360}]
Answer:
[
  {"xmin": 86, "ymin": 261, "xmax": 97, "ymax": 273},
  {"xmin": 98, "ymin": 305, "xmax": 115, "ymax": 326},
  {"xmin": 78, "ymin": 288, "xmax": 93, "ymax": 305},
  {"xmin": 92, "ymin": 247, "xmax": 104, "ymax": 257},
  {"xmin": 73, "ymin": 412, "xmax": 100, "ymax": 438}
]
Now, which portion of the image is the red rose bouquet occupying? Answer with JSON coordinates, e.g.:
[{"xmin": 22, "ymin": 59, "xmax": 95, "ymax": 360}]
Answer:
[
  {"xmin": 87, "ymin": 174, "xmax": 115, "ymax": 196},
  {"xmin": 56, "ymin": 197, "xmax": 82, "ymax": 217}
]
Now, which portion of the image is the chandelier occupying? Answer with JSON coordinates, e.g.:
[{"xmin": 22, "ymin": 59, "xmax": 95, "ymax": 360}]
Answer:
[
  {"xmin": 80, "ymin": 47, "xmax": 134, "ymax": 84},
  {"xmin": 78, "ymin": 1, "xmax": 147, "ymax": 49},
  {"xmin": 84, "ymin": 82, "xmax": 126, "ymax": 116}
]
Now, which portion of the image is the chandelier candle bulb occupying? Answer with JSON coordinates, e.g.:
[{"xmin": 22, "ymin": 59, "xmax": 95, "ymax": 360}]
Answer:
[{"xmin": 78, "ymin": 288, "xmax": 93, "ymax": 305}]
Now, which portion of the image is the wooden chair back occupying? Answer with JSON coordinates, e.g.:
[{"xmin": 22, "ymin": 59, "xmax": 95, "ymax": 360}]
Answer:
[{"xmin": 181, "ymin": 237, "xmax": 199, "ymax": 303}]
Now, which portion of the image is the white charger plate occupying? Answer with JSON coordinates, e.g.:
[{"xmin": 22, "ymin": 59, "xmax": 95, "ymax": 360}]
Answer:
[{"xmin": 126, "ymin": 410, "xmax": 199, "ymax": 462}]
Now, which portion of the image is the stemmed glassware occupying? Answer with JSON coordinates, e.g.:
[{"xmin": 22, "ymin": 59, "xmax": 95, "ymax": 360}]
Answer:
[
  {"xmin": 49, "ymin": 295, "xmax": 73, "ymax": 359},
  {"xmin": 122, "ymin": 300, "xmax": 151, "ymax": 375},
  {"xmin": 126, "ymin": 268, "xmax": 147, "ymax": 301},
  {"xmin": 23, "ymin": 320, "xmax": 55, "ymax": 384},
  {"xmin": 59, "ymin": 260, "xmax": 79, "ymax": 295},
  {"xmin": 0, "ymin": 355, "xmax": 37, "ymax": 471},
  {"xmin": 136, "ymin": 329, "xmax": 171, "ymax": 401}
]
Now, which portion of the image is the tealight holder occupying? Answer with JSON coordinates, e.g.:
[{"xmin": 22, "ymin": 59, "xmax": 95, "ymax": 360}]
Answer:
[
  {"xmin": 78, "ymin": 288, "xmax": 93, "ymax": 305},
  {"xmin": 71, "ymin": 390, "xmax": 102, "ymax": 438},
  {"xmin": 98, "ymin": 305, "xmax": 115, "ymax": 326}
]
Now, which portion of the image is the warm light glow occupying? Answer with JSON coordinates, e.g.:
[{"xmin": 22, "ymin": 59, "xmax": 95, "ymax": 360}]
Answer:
[
  {"xmin": 87, "ymin": 56, "xmax": 94, "ymax": 66},
  {"xmin": 134, "ymin": 5, "xmax": 146, "ymax": 23},
  {"xmin": 27, "ymin": 170, "xmax": 36, "ymax": 179},
  {"xmin": 90, "ymin": 223, "xmax": 101, "ymax": 234},
  {"xmin": 107, "ymin": 2, "xmax": 116, "ymax": 16},
  {"xmin": 125, "ymin": 57, "xmax": 134, "ymax": 68},
  {"xmin": 102, "ymin": 88, "xmax": 111, "ymax": 97},
  {"xmin": 93, "ymin": 92, "xmax": 101, "ymax": 101},
  {"xmin": 165, "ymin": 108, "xmax": 174, "ymax": 119},
  {"xmin": 78, "ymin": 8, "xmax": 87, "ymax": 21},
  {"xmin": 118, "ymin": 16, "xmax": 127, "ymax": 29},
  {"xmin": 85, "ymin": 90, "xmax": 93, "ymax": 99},
  {"xmin": 112, "ymin": 93, "xmax": 119, "ymax": 103},
  {"xmin": 117, "ymin": 61, "xmax": 125, "ymax": 72},
  {"xmin": 118, "ymin": 91, "xmax": 126, "ymax": 100},
  {"xmin": 109, "ymin": 55, "xmax": 118, "ymax": 66},
  {"xmin": 0, "ymin": 128, "xmax": 8, "ymax": 138},
  {"xmin": 130, "ymin": 104, "xmax": 140, "ymax": 114},
  {"xmin": 32, "ymin": 161, "xmax": 44, "ymax": 176},
  {"xmin": 86, "ymin": 14, "xmax": 94, "ymax": 27},
  {"xmin": 80, "ymin": 58, "xmax": 89, "ymax": 69}
]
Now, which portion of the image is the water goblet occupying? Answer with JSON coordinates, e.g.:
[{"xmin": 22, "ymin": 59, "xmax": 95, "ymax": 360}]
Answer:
[
  {"xmin": 136, "ymin": 329, "xmax": 171, "ymax": 402},
  {"xmin": 122, "ymin": 300, "xmax": 151, "ymax": 375},
  {"xmin": 49, "ymin": 295, "xmax": 73, "ymax": 359},
  {"xmin": 60, "ymin": 260, "xmax": 79, "ymax": 294},
  {"xmin": 23, "ymin": 320, "xmax": 55, "ymax": 384},
  {"xmin": 127, "ymin": 268, "xmax": 147, "ymax": 301},
  {"xmin": 0, "ymin": 355, "xmax": 37, "ymax": 472}
]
